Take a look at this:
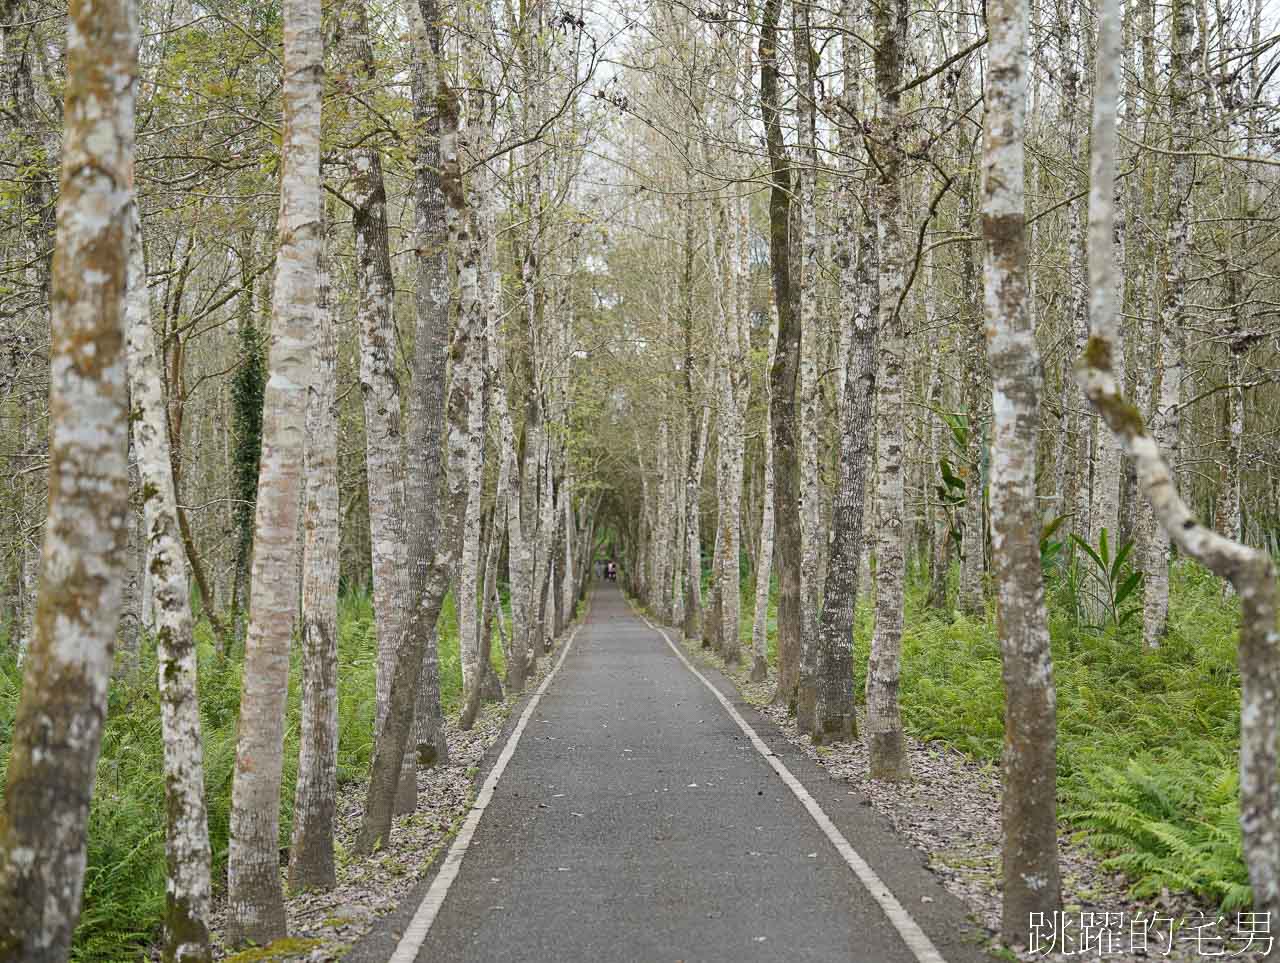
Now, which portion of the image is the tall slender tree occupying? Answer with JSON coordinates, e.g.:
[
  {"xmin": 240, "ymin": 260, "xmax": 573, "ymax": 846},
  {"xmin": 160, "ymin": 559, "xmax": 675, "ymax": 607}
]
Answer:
[
  {"xmin": 225, "ymin": 0, "xmax": 322, "ymax": 939},
  {"xmin": 981, "ymin": 0, "xmax": 1062, "ymax": 939},
  {"xmin": 288, "ymin": 221, "xmax": 339, "ymax": 892},
  {"xmin": 864, "ymin": 0, "xmax": 911, "ymax": 781},
  {"xmin": 1142, "ymin": 0, "xmax": 1195, "ymax": 648},
  {"xmin": 759, "ymin": 0, "xmax": 801, "ymax": 708},
  {"xmin": 355, "ymin": 0, "xmax": 459, "ymax": 852},
  {"xmin": 126, "ymin": 207, "xmax": 213, "ymax": 961},
  {"xmin": 334, "ymin": 0, "xmax": 416, "ymax": 805},
  {"xmin": 0, "ymin": 0, "xmax": 137, "ymax": 956},
  {"xmin": 1079, "ymin": 0, "xmax": 1280, "ymax": 916}
]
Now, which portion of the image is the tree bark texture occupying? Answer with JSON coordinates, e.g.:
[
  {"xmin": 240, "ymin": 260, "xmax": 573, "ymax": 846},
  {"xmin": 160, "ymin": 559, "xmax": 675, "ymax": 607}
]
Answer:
[
  {"xmin": 864, "ymin": 0, "xmax": 911, "ymax": 782},
  {"xmin": 226, "ymin": 0, "xmax": 321, "ymax": 940},
  {"xmin": 288, "ymin": 219, "xmax": 339, "ymax": 894},
  {"xmin": 0, "ymin": 3, "xmax": 137, "ymax": 955},
  {"xmin": 759, "ymin": 0, "xmax": 801, "ymax": 708},
  {"xmin": 126, "ymin": 207, "xmax": 213, "ymax": 961},
  {"xmin": 982, "ymin": 0, "xmax": 1062, "ymax": 940}
]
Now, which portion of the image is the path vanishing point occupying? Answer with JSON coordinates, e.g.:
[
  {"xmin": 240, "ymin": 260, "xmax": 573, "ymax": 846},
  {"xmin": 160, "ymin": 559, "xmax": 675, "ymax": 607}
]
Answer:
[{"xmin": 348, "ymin": 584, "xmax": 1001, "ymax": 963}]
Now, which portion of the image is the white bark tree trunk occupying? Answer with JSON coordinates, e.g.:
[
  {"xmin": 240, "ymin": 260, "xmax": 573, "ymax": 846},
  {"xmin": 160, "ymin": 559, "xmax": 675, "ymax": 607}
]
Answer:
[
  {"xmin": 288, "ymin": 218, "xmax": 339, "ymax": 894},
  {"xmin": 1143, "ymin": 0, "xmax": 1194, "ymax": 648},
  {"xmin": 865, "ymin": 0, "xmax": 911, "ymax": 782},
  {"xmin": 455, "ymin": 125, "xmax": 488, "ymax": 706},
  {"xmin": 681, "ymin": 208, "xmax": 706, "ymax": 643},
  {"xmin": 336, "ymin": 0, "xmax": 413, "ymax": 804},
  {"xmin": 497, "ymin": 344, "xmax": 530, "ymax": 692},
  {"xmin": 0, "ymin": 2, "xmax": 137, "ymax": 956},
  {"xmin": 126, "ymin": 207, "xmax": 214, "ymax": 961},
  {"xmin": 356, "ymin": 12, "xmax": 468, "ymax": 845},
  {"xmin": 226, "ymin": 0, "xmax": 321, "ymax": 940},
  {"xmin": 982, "ymin": 0, "xmax": 1062, "ymax": 940},
  {"xmin": 116, "ymin": 448, "xmax": 143, "ymax": 678},
  {"xmin": 750, "ymin": 364, "xmax": 776, "ymax": 683},
  {"xmin": 1079, "ymin": 0, "xmax": 1280, "ymax": 915}
]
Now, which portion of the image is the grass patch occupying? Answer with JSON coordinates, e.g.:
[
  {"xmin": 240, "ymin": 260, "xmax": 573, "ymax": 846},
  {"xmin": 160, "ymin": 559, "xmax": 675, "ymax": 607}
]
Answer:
[{"xmin": 223, "ymin": 937, "xmax": 323, "ymax": 962}]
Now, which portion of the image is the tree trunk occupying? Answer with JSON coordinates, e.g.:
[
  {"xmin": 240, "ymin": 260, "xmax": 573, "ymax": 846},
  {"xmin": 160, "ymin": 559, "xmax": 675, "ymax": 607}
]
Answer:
[
  {"xmin": 561, "ymin": 470, "xmax": 576, "ymax": 630},
  {"xmin": 708, "ymin": 197, "xmax": 746, "ymax": 665},
  {"xmin": 461, "ymin": 505, "xmax": 506, "ymax": 731},
  {"xmin": 1143, "ymin": 0, "xmax": 1194, "ymax": 648},
  {"xmin": 759, "ymin": 0, "xmax": 800, "ymax": 708},
  {"xmin": 1, "ymin": 0, "xmax": 55, "ymax": 668},
  {"xmin": 125, "ymin": 206, "xmax": 214, "ymax": 961},
  {"xmin": 288, "ymin": 217, "xmax": 340, "ymax": 893},
  {"xmin": 793, "ymin": 0, "xmax": 821, "ymax": 732},
  {"xmin": 924, "ymin": 259, "xmax": 951, "ymax": 613},
  {"xmin": 864, "ymin": 0, "xmax": 910, "ymax": 782},
  {"xmin": 226, "ymin": 0, "xmax": 321, "ymax": 940},
  {"xmin": 498, "ymin": 372, "xmax": 527, "ymax": 692},
  {"xmin": 813, "ymin": 202, "xmax": 877, "ymax": 746},
  {"xmin": 335, "ymin": 0, "xmax": 416, "ymax": 807},
  {"xmin": 116, "ymin": 446, "xmax": 143, "ymax": 678},
  {"xmin": 950, "ymin": 18, "xmax": 986, "ymax": 616},
  {"xmin": 750, "ymin": 378, "xmax": 776, "ymax": 683},
  {"xmin": 1080, "ymin": 0, "xmax": 1279, "ymax": 915},
  {"xmin": 455, "ymin": 122, "xmax": 488, "ymax": 708},
  {"xmin": 355, "ymin": 3, "xmax": 464, "ymax": 848},
  {"xmin": 0, "ymin": 0, "xmax": 137, "ymax": 956},
  {"xmin": 681, "ymin": 201, "xmax": 705, "ymax": 644},
  {"xmin": 229, "ymin": 230, "xmax": 264, "ymax": 652},
  {"xmin": 957, "ymin": 333, "xmax": 985, "ymax": 616},
  {"xmin": 982, "ymin": 0, "xmax": 1062, "ymax": 940}
]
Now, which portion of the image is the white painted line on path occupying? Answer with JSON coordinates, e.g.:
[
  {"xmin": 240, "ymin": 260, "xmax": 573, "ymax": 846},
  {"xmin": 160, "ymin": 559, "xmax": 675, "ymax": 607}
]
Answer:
[
  {"xmin": 387, "ymin": 600, "xmax": 591, "ymax": 963},
  {"xmin": 637, "ymin": 611, "xmax": 949, "ymax": 963}
]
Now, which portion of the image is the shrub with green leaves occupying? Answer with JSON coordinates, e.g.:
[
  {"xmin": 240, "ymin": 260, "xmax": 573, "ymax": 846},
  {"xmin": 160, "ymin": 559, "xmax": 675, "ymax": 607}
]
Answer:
[{"xmin": 1069, "ymin": 528, "xmax": 1143, "ymax": 632}]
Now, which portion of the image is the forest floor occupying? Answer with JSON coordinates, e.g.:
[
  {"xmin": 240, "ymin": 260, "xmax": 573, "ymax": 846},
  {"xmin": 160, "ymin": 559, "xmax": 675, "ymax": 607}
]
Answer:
[{"xmin": 684, "ymin": 637, "xmax": 1272, "ymax": 962}]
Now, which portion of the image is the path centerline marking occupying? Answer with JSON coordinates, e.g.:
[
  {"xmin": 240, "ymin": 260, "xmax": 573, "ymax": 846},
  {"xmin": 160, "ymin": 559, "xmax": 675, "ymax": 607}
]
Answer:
[
  {"xmin": 386, "ymin": 597, "xmax": 591, "ymax": 963},
  {"xmin": 635, "ymin": 609, "xmax": 949, "ymax": 963}
]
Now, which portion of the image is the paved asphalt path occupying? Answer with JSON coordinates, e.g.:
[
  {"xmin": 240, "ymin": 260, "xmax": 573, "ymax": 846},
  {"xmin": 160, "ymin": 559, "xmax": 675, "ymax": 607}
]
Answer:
[{"xmin": 349, "ymin": 584, "xmax": 999, "ymax": 963}]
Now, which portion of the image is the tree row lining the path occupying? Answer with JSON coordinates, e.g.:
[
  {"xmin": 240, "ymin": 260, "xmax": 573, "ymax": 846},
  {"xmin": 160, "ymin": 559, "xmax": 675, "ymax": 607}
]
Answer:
[{"xmin": 0, "ymin": 0, "xmax": 1278, "ymax": 959}]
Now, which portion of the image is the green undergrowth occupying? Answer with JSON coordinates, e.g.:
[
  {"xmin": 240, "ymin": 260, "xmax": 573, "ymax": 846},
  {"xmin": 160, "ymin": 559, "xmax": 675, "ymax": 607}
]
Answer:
[
  {"xmin": 741, "ymin": 560, "xmax": 1253, "ymax": 912},
  {"xmin": 0, "ymin": 588, "xmax": 501, "ymax": 962}
]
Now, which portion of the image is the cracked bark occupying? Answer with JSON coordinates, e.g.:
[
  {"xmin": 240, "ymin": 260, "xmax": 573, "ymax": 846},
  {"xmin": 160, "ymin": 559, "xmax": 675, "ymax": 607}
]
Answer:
[{"xmin": 759, "ymin": 0, "xmax": 801, "ymax": 708}]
